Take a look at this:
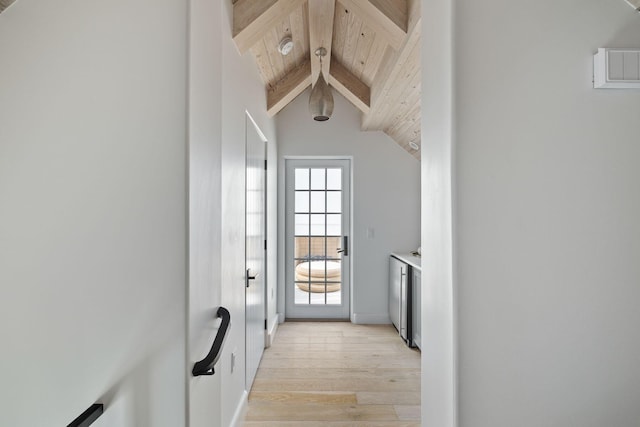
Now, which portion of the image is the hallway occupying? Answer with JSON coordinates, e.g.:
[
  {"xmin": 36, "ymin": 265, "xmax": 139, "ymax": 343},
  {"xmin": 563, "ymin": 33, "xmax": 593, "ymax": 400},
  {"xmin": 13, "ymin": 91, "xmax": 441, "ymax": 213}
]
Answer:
[{"xmin": 242, "ymin": 322, "xmax": 421, "ymax": 426}]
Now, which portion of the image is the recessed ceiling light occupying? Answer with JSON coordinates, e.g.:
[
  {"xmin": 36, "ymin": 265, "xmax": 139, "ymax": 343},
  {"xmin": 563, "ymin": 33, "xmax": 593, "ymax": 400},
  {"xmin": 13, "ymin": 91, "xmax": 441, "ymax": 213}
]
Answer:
[
  {"xmin": 278, "ymin": 36, "xmax": 294, "ymax": 55},
  {"xmin": 409, "ymin": 141, "xmax": 420, "ymax": 150}
]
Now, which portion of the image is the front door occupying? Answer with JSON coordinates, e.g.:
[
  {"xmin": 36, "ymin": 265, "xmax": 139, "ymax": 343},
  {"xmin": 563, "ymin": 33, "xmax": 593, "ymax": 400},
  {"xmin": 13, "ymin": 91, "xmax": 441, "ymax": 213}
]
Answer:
[
  {"xmin": 285, "ymin": 159, "xmax": 351, "ymax": 319},
  {"xmin": 245, "ymin": 114, "xmax": 266, "ymax": 390}
]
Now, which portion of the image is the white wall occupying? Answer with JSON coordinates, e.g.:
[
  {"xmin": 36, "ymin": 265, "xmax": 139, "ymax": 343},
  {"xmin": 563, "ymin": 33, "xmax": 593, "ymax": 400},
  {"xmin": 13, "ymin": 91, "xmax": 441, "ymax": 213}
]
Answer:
[
  {"xmin": 0, "ymin": 1, "xmax": 187, "ymax": 426},
  {"xmin": 420, "ymin": 0, "xmax": 456, "ymax": 424},
  {"xmin": 276, "ymin": 90, "xmax": 420, "ymax": 323},
  {"xmin": 188, "ymin": 0, "xmax": 223, "ymax": 426},
  {"xmin": 219, "ymin": 2, "xmax": 278, "ymax": 425},
  {"xmin": 423, "ymin": 0, "xmax": 640, "ymax": 426}
]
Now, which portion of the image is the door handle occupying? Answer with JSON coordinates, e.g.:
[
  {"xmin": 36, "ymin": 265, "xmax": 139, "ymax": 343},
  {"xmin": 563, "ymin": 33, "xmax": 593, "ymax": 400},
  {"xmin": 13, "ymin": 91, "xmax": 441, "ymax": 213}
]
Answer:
[
  {"xmin": 336, "ymin": 236, "xmax": 349, "ymax": 256},
  {"xmin": 246, "ymin": 269, "xmax": 259, "ymax": 288},
  {"xmin": 192, "ymin": 306, "xmax": 231, "ymax": 376}
]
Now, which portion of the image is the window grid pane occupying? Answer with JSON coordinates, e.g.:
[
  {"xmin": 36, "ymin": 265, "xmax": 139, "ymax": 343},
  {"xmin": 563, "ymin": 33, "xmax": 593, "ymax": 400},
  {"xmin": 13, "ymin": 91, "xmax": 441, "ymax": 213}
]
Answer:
[
  {"xmin": 293, "ymin": 167, "xmax": 343, "ymax": 306},
  {"xmin": 310, "ymin": 191, "xmax": 325, "ymax": 212},
  {"xmin": 326, "ymin": 168, "xmax": 342, "ymax": 190},
  {"xmin": 295, "ymin": 168, "xmax": 309, "ymax": 190},
  {"xmin": 311, "ymin": 169, "xmax": 326, "ymax": 190},
  {"xmin": 295, "ymin": 191, "xmax": 310, "ymax": 213},
  {"xmin": 326, "ymin": 191, "xmax": 341, "ymax": 213}
]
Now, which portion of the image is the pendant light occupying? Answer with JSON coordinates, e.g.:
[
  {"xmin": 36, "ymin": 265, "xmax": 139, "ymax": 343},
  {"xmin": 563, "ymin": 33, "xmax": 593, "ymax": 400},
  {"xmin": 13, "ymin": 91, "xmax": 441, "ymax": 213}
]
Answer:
[{"xmin": 309, "ymin": 47, "xmax": 334, "ymax": 121}]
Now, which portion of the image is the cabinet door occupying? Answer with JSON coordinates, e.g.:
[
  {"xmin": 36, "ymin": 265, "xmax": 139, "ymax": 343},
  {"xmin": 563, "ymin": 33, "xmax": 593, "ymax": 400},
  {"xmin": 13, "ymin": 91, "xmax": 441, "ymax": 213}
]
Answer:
[
  {"xmin": 389, "ymin": 257, "xmax": 406, "ymax": 333},
  {"xmin": 399, "ymin": 265, "xmax": 408, "ymax": 340},
  {"xmin": 412, "ymin": 269, "xmax": 421, "ymax": 349}
]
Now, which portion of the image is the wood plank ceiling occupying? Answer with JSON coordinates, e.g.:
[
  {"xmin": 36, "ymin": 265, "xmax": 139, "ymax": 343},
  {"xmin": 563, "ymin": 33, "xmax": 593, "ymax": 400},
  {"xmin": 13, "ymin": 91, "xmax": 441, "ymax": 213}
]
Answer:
[
  {"xmin": 0, "ymin": 0, "xmax": 17, "ymax": 13},
  {"xmin": 232, "ymin": 0, "xmax": 421, "ymax": 160}
]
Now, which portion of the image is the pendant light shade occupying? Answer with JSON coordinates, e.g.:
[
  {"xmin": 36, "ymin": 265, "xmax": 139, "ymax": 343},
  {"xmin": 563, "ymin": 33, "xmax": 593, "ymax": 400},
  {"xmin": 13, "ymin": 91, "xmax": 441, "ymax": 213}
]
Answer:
[
  {"xmin": 309, "ymin": 47, "xmax": 333, "ymax": 121},
  {"xmin": 309, "ymin": 71, "xmax": 334, "ymax": 121}
]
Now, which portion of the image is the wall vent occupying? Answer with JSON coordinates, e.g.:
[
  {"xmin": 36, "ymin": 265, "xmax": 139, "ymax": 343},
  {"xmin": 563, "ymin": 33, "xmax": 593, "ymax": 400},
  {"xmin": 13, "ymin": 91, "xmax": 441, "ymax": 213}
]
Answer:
[{"xmin": 594, "ymin": 48, "xmax": 640, "ymax": 89}]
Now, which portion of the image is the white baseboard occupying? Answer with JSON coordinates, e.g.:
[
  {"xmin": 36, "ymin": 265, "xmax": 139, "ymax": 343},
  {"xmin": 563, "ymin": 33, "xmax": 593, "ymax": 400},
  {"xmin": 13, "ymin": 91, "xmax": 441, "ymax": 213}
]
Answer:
[
  {"xmin": 229, "ymin": 390, "xmax": 248, "ymax": 427},
  {"xmin": 278, "ymin": 312, "xmax": 285, "ymax": 323},
  {"xmin": 265, "ymin": 314, "xmax": 279, "ymax": 348},
  {"xmin": 413, "ymin": 335, "xmax": 422, "ymax": 350},
  {"xmin": 351, "ymin": 312, "xmax": 391, "ymax": 324}
]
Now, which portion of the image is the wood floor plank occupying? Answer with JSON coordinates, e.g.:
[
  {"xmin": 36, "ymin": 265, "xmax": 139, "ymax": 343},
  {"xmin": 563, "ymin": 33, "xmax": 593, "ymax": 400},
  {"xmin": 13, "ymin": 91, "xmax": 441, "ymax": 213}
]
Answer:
[
  {"xmin": 249, "ymin": 391, "xmax": 357, "ymax": 404},
  {"xmin": 394, "ymin": 405, "xmax": 421, "ymax": 421},
  {"xmin": 260, "ymin": 359, "xmax": 420, "ymax": 369},
  {"xmin": 258, "ymin": 357, "xmax": 420, "ymax": 369},
  {"xmin": 242, "ymin": 322, "xmax": 421, "ymax": 425},
  {"xmin": 251, "ymin": 377, "xmax": 420, "ymax": 392},
  {"xmin": 262, "ymin": 350, "xmax": 418, "ymax": 360},
  {"xmin": 256, "ymin": 367, "xmax": 420, "ymax": 380},
  {"xmin": 244, "ymin": 422, "xmax": 420, "ymax": 427},
  {"xmin": 275, "ymin": 332, "xmax": 344, "ymax": 338},
  {"xmin": 356, "ymin": 391, "xmax": 421, "ymax": 405},
  {"xmin": 244, "ymin": 403, "xmax": 399, "ymax": 421},
  {"xmin": 264, "ymin": 342, "xmax": 411, "ymax": 351},
  {"xmin": 274, "ymin": 335, "xmax": 400, "ymax": 343}
]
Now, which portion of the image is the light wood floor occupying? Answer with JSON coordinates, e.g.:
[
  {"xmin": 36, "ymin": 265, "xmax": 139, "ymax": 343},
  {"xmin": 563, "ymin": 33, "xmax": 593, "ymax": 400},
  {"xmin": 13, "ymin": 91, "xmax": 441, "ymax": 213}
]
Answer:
[{"xmin": 242, "ymin": 321, "xmax": 421, "ymax": 426}]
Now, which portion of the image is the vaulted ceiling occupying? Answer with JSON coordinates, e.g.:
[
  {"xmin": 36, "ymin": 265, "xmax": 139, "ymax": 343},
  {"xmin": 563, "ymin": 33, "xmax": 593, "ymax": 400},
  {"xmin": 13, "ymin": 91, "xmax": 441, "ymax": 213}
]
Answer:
[
  {"xmin": 232, "ymin": 0, "xmax": 421, "ymax": 160},
  {"xmin": 0, "ymin": 0, "xmax": 17, "ymax": 13}
]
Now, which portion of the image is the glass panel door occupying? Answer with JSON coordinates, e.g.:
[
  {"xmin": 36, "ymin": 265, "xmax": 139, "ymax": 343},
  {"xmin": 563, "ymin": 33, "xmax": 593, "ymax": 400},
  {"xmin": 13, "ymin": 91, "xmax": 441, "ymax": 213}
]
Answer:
[{"xmin": 285, "ymin": 159, "xmax": 350, "ymax": 319}]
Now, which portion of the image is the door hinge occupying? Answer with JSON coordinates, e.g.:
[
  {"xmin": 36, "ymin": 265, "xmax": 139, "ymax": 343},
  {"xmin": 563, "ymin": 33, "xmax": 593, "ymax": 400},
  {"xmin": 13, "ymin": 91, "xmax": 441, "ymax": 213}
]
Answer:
[
  {"xmin": 264, "ymin": 239, "xmax": 267, "ymax": 250},
  {"xmin": 264, "ymin": 319, "xmax": 267, "ymax": 330},
  {"xmin": 264, "ymin": 159, "xmax": 267, "ymax": 170}
]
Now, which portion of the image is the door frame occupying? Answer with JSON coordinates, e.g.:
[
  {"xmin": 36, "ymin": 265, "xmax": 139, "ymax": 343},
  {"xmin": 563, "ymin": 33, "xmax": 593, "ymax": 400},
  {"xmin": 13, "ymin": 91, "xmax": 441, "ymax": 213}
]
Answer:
[
  {"xmin": 245, "ymin": 112, "xmax": 267, "ymax": 391},
  {"xmin": 283, "ymin": 157, "xmax": 353, "ymax": 320}
]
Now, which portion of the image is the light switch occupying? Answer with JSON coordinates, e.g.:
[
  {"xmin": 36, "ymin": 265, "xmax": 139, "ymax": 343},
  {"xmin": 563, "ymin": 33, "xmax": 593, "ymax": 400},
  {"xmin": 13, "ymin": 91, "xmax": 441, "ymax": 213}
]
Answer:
[{"xmin": 594, "ymin": 48, "xmax": 640, "ymax": 88}]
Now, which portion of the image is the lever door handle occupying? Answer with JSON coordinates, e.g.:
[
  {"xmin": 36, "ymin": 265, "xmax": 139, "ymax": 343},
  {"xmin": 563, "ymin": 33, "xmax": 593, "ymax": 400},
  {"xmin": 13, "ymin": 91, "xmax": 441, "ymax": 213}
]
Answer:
[
  {"xmin": 336, "ymin": 236, "xmax": 349, "ymax": 256},
  {"xmin": 246, "ymin": 270, "xmax": 259, "ymax": 288}
]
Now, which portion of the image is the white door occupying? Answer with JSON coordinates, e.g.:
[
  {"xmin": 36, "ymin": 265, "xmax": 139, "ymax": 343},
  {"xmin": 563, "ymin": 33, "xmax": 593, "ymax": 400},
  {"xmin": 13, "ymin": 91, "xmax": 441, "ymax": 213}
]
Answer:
[
  {"xmin": 245, "ymin": 114, "xmax": 266, "ymax": 390},
  {"xmin": 285, "ymin": 159, "xmax": 351, "ymax": 319}
]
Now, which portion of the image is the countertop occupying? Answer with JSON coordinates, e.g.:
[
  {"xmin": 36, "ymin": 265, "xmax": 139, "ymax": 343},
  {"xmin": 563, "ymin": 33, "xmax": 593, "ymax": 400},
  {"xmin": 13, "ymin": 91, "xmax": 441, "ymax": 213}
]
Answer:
[{"xmin": 391, "ymin": 252, "xmax": 422, "ymax": 271}]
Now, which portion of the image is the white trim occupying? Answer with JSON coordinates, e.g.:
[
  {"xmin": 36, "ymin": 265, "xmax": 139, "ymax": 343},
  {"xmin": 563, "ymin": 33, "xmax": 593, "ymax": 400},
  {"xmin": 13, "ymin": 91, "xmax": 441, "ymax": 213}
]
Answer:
[
  {"xmin": 421, "ymin": 0, "xmax": 458, "ymax": 424},
  {"xmin": 284, "ymin": 158, "xmax": 352, "ymax": 319},
  {"xmin": 278, "ymin": 312, "xmax": 285, "ymax": 323},
  {"xmin": 265, "ymin": 314, "xmax": 280, "ymax": 347},
  {"xmin": 351, "ymin": 312, "xmax": 391, "ymax": 324},
  {"xmin": 413, "ymin": 335, "xmax": 422, "ymax": 350},
  {"xmin": 245, "ymin": 110, "xmax": 268, "ymax": 142},
  {"xmin": 229, "ymin": 390, "xmax": 248, "ymax": 427},
  {"xmin": 283, "ymin": 155, "xmax": 355, "ymax": 161}
]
